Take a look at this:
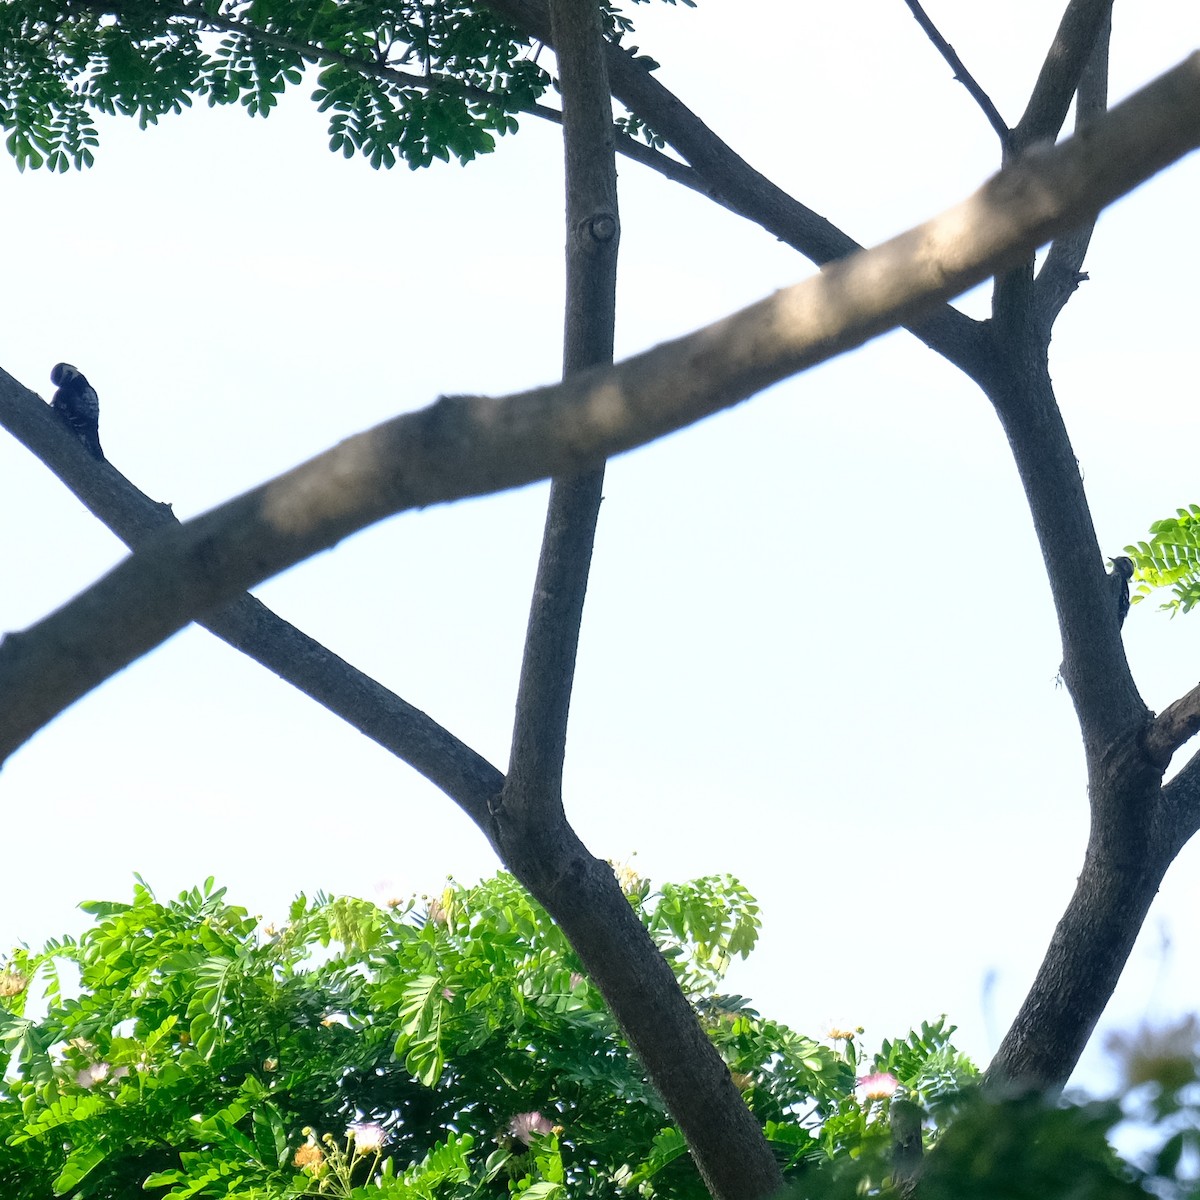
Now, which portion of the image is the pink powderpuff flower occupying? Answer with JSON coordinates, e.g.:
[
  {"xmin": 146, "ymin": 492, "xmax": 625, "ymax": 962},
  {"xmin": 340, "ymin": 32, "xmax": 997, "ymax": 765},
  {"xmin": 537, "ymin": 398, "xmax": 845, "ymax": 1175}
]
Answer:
[
  {"xmin": 508, "ymin": 1111, "xmax": 553, "ymax": 1146},
  {"xmin": 855, "ymin": 1071, "xmax": 900, "ymax": 1102},
  {"xmin": 346, "ymin": 1122, "xmax": 387, "ymax": 1152}
]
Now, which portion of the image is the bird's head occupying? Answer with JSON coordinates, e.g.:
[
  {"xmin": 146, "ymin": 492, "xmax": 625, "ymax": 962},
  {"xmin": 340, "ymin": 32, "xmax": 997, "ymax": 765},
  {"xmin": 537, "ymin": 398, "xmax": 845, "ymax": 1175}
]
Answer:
[
  {"xmin": 1110, "ymin": 556, "xmax": 1134, "ymax": 579},
  {"xmin": 50, "ymin": 363, "xmax": 80, "ymax": 386}
]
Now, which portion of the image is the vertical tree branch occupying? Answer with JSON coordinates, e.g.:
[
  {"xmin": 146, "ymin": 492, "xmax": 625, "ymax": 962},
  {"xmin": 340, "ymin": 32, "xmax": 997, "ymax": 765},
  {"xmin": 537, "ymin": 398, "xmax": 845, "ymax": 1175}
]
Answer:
[
  {"xmin": 979, "ymin": 5, "xmax": 1167, "ymax": 1098},
  {"xmin": 1034, "ymin": 5, "xmax": 1111, "ymax": 331},
  {"xmin": 501, "ymin": 0, "xmax": 618, "ymax": 815},
  {"xmin": 493, "ymin": 4, "xmax": 786, "ymax": 1196}
]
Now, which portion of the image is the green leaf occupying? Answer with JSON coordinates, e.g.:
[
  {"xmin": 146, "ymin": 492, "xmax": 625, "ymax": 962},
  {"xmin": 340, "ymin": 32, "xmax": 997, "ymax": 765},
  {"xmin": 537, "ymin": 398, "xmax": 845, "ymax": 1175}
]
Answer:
[{"xmin": 52, "ymin": 1142, "xmax": 107, "ymax": 1194}]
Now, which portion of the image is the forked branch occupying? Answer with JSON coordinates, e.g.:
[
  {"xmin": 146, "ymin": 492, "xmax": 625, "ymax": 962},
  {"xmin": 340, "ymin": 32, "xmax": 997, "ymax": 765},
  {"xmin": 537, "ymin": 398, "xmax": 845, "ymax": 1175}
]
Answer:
[
  {"xmin": 1034, "ymin": 5, "xmax": 1111, "ymax": 331},
  {"xmin": 0, "ymin": 372, "xmax": 502, "ymax": 828},
  {"xmin": 1, "ymin": 51, "xmax": 1198, "ymax": 765}
]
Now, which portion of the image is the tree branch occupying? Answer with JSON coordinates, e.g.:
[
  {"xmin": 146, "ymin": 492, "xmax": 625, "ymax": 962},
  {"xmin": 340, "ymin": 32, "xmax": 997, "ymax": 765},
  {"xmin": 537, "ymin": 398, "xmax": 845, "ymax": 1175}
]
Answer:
[
  {"xmin": 1012, "ymin": 0, "xmax": 1114, "ymax": 153},
  {"xmin": 502, "ymin": 0, "xmax": 618, "ymax": 818},
  {"xmin": 1159, "ymin": 749, "xmax": 1200, "ymax": 858},
  {"xmin": 983, "ymin": 359, "xmax": 1147, "ymax": 757},
  {"xmin": 985, "ymin": 848, "xmax": 1172, "ymax": 1094},
  {"xmin": 2, "ymin": 53, "xmax": 1197, "ymax": 765},
  {"xmin": 496, "ymin": 5, "xmax": 787, "ymax": 1196},
  {"xmin": 902, "ymin": 0, "xmax": 1011, "ymax": 150},
  {"xmin": 5, "ymin": 364, "xmax": 788, "ymax": 1199},
  {"xmin": 1145, "ymin": 682, "xmax": 1200, "ymax": 767},
  {"xmin": 989, "ymin": 0, "xmax": 1112, "ymax": 330},
  {"xmin": 0, "ymin": 370, "xmax": 502, "ymax": 831},
  {"xmin": 1033, "ymin": 6, "xmax": 1111, "ymax": 331},
  {"xmin": 485, "ymin": 0, "xmax": 991, "ymax": 378}
]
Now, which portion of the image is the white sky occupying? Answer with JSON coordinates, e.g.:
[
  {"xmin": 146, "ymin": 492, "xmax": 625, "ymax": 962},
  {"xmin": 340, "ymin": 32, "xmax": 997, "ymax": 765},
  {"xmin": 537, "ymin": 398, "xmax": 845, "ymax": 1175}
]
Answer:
[{"xmin": 1, "ymin": 0, "xmax": 1198, "ymax": 1094}]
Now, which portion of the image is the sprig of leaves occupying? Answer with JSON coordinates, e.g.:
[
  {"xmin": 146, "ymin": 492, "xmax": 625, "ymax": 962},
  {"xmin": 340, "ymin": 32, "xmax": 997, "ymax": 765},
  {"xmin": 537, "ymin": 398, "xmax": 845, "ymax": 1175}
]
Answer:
[
  {"xmin": 1125, "ymin": 505, "xmax": 1200, "ymax": 614},
  {"xmin": 0, "ymin": 0, "xmax": 696, "ymax": 171}
]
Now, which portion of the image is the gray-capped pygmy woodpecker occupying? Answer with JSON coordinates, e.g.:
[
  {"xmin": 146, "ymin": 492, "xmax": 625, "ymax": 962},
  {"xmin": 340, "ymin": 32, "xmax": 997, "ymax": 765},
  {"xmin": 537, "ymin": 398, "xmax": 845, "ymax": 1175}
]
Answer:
[
  {"xmin": 50, "ymin": 363, "xmax": 103, "ymax": 460},
  {"xmin": 1109, "ymin": 556, "xmax": 1134, "ymax": 629}
]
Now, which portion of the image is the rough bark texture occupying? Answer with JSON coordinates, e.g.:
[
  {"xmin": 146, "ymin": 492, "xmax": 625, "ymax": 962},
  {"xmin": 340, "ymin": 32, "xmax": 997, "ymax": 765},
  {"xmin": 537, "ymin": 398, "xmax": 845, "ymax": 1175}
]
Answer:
[{"xmin": 986, "ymin": 848, "xmax": 1170, "ymax": 1091}]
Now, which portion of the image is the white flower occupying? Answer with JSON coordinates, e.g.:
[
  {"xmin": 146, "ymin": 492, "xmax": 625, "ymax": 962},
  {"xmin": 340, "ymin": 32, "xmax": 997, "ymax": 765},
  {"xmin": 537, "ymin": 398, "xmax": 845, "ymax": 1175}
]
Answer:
[
  {"xmin": 855, "ymin": 1071, "xmax": 899, "ymax": 1102},
  {"xmin": 75, "ymin": 1062, "xmax": 109, "ymax": 1089},
  {"xmin": 346, "ymin": 1121, "xmax": 386, "ymax": 1152}
]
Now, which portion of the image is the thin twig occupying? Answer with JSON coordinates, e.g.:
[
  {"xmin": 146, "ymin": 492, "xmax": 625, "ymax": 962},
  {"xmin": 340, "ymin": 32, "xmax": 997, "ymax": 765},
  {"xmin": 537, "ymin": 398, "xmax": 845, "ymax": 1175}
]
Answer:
[{"xmin": 902, "ymin": 0, "xmax": 1011, "ymax": 150}]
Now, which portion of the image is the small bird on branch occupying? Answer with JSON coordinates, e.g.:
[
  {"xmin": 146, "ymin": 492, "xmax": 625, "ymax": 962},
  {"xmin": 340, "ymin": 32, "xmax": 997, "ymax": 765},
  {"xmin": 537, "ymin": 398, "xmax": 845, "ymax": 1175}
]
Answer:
[
  {"xmin": 1109, "ymin": 555, "xmax": 1134, "ymax": 629},
  {"xmin": 49, "ymin": 362, "xmax": 103, "ymax": 459}
]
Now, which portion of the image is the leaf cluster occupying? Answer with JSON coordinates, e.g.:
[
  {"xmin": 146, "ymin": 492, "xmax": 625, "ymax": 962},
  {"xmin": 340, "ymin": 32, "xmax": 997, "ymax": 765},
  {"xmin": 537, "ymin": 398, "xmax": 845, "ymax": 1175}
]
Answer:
[
  {"xmin": 1125, "ymin": 505, "xmax": 1200, "ymax": 615},
  {"xmin": 0, "ymin": 869, "xmax": 905, "ymax": 1199},
  {"xmin": 0, "ymin": 0, "xmax": 697, "ymax": 171},
  {"xmin": 0, "ymin": 0, "xmax": 549, "ymax": 171}
]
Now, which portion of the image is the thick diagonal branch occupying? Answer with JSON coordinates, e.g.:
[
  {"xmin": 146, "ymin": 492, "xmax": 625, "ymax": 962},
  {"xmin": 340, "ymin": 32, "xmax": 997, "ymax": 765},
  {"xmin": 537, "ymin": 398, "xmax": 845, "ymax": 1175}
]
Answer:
[
  {"xmin": 986, "ymin": 847, "xmax": 1172, "ymax": 1093},
  {"xmin": 2, "ymin": 54, "xmax": 1197, "ymax": 765},
  {"xmin": 0, "ymin": 371, "xmax": 502, "ymax": 829}
]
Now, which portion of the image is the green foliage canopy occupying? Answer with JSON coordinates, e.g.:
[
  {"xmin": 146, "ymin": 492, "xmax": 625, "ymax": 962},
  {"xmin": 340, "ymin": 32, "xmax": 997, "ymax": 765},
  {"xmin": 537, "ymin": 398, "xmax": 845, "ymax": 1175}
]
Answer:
[
  {"xmin": 0, "ymin": 0, "xmax": 696, "ymax": 172},
  {"xmin": 4, "ymin": 871, "xmax": 1200, "ymax": 1198},
  {"xmin": 1, "ymin": 870, "xmax": 965, "ymax": 1198}
]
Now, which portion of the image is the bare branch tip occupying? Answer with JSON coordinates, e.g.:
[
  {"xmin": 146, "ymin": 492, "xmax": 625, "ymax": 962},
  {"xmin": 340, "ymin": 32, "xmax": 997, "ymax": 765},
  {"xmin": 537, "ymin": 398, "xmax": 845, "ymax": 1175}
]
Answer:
[{"xmin": 902, "ymin": 0, "xmax": 1011, "ymax": 149}]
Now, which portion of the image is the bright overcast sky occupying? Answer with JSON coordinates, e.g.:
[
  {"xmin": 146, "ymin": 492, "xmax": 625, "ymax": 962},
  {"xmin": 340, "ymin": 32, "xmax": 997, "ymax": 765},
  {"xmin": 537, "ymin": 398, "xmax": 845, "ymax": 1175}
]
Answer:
[{"xmin": 1, "ymin": 0, "xmax": 1198, "ymax": 1093}]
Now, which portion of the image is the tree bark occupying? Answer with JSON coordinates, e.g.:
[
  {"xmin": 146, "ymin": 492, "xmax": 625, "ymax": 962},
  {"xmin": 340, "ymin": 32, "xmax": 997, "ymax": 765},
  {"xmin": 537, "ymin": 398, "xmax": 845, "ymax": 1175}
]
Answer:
[
  {"xmin": 494, "ymin": 3, "xmax": 786, "ymax": 1195},
  {"xmin": 976, "ymin": 12, "xmax": 1191, "ymax": 1096},
  {"xmin": 986, "ymin": 847, "xmax": 1170, "ymax": 1092}
]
